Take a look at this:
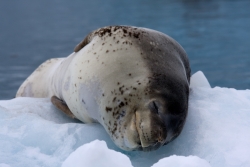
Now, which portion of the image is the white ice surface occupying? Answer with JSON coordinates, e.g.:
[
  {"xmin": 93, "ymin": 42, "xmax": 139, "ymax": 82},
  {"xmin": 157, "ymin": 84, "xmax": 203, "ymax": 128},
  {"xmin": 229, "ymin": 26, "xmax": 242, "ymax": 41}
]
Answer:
[
  {"xmin": 151, "ymin": 155, "xmax": 211, "ymax": 167},
  {"xmin": 190, "ymin": 70, "xmax": 211, "ymax": 88},
  {"xmin": 62, "ymin": 140, "xmax": 133, "ymax": 167},
  {"xmin": 1, "ymin": 71, "xmax": 250, "ymax": 167}
]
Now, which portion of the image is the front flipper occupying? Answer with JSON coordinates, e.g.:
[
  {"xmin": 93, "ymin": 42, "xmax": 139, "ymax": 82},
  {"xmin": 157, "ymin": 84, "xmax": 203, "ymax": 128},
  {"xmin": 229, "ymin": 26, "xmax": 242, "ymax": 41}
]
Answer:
[{"xmin": 51, "ymin": 96, "xmax": 75, "ymax": 119}]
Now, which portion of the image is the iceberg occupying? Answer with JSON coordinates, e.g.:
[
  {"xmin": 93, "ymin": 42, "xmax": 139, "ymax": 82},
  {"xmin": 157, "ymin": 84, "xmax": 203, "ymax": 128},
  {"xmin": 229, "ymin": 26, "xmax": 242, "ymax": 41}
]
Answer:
[{"xmin": 0, "ymin": 71, "xmax": 250, "ymax": 167}]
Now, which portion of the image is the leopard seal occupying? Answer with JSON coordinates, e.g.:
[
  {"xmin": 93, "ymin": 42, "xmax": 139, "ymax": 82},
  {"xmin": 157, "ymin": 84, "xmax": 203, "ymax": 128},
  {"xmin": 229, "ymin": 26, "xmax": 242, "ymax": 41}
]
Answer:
[{"xmin": 16, "ymin": 26, "xmax": 191, "ymax": 151}]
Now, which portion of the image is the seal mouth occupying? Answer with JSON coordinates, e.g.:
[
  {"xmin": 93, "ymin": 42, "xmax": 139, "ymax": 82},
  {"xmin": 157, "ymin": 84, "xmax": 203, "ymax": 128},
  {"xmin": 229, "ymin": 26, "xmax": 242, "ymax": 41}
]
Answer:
[
  {"xmin": 141, "ymin": 142, "xmax": 162, "ymax": 151},
  {"xmin": 134, "ymin": 112, "xmax": 142, "ymax": 147}
]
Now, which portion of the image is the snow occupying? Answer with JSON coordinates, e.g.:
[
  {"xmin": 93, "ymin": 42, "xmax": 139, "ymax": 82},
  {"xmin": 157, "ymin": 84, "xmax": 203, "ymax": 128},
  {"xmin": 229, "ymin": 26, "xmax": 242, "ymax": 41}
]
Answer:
[
  {"xmin": 151, "ymin": 155, "xmax": 211, "ymax": 167},
  {"xmin": 62, "ymin": 140, "xmax": 133, "ymax": 167},
  {"xmin": 1, "ymin": 71, "xmax": 250, "ymax": 167}
]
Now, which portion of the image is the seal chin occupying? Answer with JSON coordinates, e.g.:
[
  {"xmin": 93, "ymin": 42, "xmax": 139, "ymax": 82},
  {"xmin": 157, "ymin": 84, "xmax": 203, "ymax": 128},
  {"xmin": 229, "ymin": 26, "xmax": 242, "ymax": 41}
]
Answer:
[{"xmin": 136, "ymin": 141, "xmax": 163, "ymax": 152}]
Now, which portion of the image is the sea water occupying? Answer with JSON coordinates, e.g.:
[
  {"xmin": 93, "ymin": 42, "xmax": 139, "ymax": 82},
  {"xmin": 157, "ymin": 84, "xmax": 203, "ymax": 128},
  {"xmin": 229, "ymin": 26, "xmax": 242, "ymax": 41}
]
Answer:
[{"xmin": 0, "ymin": 0, "xmax": 250, "ymax": 100}]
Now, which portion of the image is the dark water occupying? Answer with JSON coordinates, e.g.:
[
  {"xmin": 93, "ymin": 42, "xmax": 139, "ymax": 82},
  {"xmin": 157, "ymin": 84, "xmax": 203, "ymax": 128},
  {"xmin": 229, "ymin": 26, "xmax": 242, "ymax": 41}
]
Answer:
[{"xmin": 1, "ymin": 0, "xmax": 250, "ymax": 100}]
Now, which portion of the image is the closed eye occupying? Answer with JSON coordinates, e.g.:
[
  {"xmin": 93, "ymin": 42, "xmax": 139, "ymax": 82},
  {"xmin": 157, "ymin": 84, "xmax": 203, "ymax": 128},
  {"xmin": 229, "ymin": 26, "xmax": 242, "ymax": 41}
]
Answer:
[{"xmin": 152, "ymin": 101, "xmax": 159, "ymax": 114}]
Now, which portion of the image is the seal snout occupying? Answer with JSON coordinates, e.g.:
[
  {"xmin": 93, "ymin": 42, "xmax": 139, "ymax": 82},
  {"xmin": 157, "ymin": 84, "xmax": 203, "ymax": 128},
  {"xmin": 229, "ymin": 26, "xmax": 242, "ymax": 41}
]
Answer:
[{"xmin": 134, "ymin": 102, "xmax": 167, "ymax": 151}]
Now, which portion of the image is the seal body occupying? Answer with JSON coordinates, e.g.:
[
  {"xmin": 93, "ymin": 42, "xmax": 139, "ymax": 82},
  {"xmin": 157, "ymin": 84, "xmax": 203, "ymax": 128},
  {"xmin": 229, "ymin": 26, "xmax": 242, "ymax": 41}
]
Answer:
[{"xmin": 16, "ymin": 26, "xmax": 191, "ymax": 151}]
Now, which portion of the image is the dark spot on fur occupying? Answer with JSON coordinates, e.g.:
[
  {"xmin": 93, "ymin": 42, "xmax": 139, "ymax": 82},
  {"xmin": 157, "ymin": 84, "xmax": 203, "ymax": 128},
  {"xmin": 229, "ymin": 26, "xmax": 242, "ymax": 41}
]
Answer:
[
  {"xmin": 98, "ymin": 27, "xmax": 112, "ymax": 37},
  {"xmin": 123, "ymin": 29, "xmax": 127, "ymax": 34},
  {"xmin": 133, "ymin": 32, "xmax": 140, "ymax": 38},
  {"xmin": 112, "ymin": 127, "xmax": 117, "ymax": 135},
  {"xmin": 106, "ymin": 107, "xmax": 112, "ymax": 112},
  {"xmin": 118, "ymin": 102, "xmax": 125, "ymax": 108}
]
